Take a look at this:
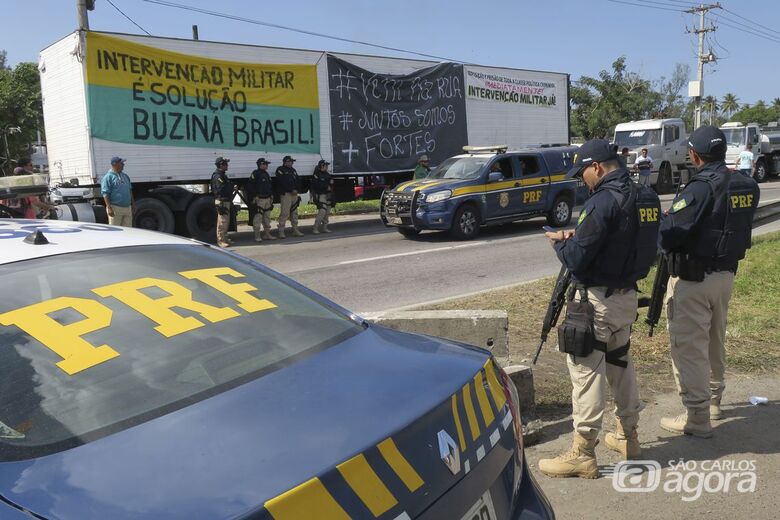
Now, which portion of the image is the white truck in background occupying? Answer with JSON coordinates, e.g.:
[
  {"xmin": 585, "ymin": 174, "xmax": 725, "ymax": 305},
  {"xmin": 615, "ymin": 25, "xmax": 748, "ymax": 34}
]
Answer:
[
  {"xmin": 720, "ymin": 121, "xmax": 780, "ymax": 183},
  {"xmin": 613, "ymin": 118, "xmax": 693, "ymax": 194}
]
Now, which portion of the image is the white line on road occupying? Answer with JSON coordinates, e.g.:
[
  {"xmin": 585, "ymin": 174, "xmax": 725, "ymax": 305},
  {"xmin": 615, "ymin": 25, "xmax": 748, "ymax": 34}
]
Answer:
[{"xmin": 338, "ymin": 241, "xmax": 488, "ymax": 265}]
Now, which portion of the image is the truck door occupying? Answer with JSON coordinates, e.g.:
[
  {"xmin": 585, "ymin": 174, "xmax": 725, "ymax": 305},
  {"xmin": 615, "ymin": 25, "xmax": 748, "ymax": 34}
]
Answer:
[
  {"xmin": 517, "ymin": 154, "xmax": 548, "ymax": 214},
  {"xmin": 664, "ymin": 124, "xmax": 682, "ymax": 162},
  {"xmin": 484, "ymin": 156, "xmax": 520, "ymax": 219}
]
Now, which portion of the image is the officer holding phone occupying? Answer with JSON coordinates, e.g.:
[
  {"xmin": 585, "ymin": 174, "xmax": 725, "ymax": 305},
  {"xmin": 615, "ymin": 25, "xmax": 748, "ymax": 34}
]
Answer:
[{"xmin": 538, "ymin": 139, "xmax": 660, "ymax": 479}]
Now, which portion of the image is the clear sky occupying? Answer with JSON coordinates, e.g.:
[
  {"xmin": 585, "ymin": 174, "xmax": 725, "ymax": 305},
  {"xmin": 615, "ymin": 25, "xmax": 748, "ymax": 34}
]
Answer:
[{"xmin": 5, "ymin": 0, "xmax": 780, "ymax": 106}]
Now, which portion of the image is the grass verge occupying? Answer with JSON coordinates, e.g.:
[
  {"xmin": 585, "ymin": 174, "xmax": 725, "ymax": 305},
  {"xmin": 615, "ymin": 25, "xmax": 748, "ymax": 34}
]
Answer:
[
  {"xmin": 421, "ymin": 230, "xmax": 780, "ymax": 407},
  {"xmin": 237, "ymin": 199, "xmax": 380, "ymax": 223}
]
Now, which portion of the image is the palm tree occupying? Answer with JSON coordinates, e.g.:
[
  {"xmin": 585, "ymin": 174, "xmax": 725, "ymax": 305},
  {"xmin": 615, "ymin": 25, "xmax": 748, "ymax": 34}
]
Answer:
[
  {"xmin": 773, "ymin": 97, "xmax": 780, "ymax": 111},
  {"xmin": 703, "ymin": 95, "xmax": 719, "ymax": 125},
  {"xmin": 721, "ymin": 93, "xmax": 739, "ymax": 119}
]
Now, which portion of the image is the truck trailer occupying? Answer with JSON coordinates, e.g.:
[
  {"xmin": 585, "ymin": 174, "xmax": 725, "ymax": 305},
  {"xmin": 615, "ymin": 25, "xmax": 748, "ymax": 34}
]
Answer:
[{"xmin": 721, "ymin": 121, "xmax": 780, "ymax": 183}]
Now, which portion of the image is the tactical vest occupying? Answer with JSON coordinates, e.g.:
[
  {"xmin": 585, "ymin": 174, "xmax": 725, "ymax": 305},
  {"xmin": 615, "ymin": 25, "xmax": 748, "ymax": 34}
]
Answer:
[
  {"xmin": 594, "ymin": 181, "xmax": 662, "ymax": 286},
  {"xmin": 685, "ymin": 168, "xmax": 759, "ymax": 268}
]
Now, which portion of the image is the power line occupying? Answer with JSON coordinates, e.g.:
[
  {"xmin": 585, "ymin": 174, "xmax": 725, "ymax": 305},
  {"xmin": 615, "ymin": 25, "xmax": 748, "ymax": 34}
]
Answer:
[
  {"xmin": 606, "ymin": 0, "xmax": 684, "ymax": 12},
  {"xmin": 638, "ymin": 0, "xmax": 694, "ymax": 9},
  {"xmin": 142, "ymin": 0, "xmax": 463, "ymax": 63},
  {"xmin": 105, "ymin": 0, "xmax": 152, "ymax": 36},
  {"xmin": 713, "ymin": 13, "xmax": 780, "ymax": 42},
  {"xmin": 722, "ymin": 6, "xmax": 778, "ymax": 38},
  {"xmin": 713, "ymin": 15, "xmax": 780, "ymax": 44}
]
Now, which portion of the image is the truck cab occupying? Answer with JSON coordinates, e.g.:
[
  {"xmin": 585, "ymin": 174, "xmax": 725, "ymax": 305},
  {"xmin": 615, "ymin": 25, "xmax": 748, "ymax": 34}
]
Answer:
[
  {"xmin": 720, "ymin": 121, "xmax": 780, "ymax": 183},
  {"xmin": 613, "ymin": 118, "xmax": 692, "ymax": 193},
  {"xmin": 380, "ymin": 145, "xmax": 578, "ymax": 240}
]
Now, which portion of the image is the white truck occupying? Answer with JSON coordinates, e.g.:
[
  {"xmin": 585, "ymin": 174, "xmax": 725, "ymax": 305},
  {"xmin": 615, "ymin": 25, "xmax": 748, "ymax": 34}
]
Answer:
[
  {"xmin": 38, "ymin": 30, "xmax": 570, "ymax": 240},
  {"xmin": 720, "ymin": 121, "xmax": 780, "ymax": 183},
  {"xmin": 612, "ymin": 118, "xmax": 693, "ymax": 194}
]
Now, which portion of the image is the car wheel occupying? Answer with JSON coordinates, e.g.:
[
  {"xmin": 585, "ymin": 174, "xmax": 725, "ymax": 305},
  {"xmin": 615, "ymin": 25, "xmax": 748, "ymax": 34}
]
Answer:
[
  {"xmin": 656, "ymin": 163, "xmax": 673, "ymax": 194},
  {"xmin": 397, "ymin": 227, "xmax": 421, "ymax": 238},
  {"xmin": 450, "ymin": 204, "xmax": 480, "ymax": 240},
  {"xmin": 185, "ymin": 195, "xmax": 217, "ymax": 243},
  {"xmin": 134, "ymin": 197, "xmax": 175, "ymax": 234},
  {"xmin": 546, "ymin": 195, "xmax": 572, "ymax": 227},
  {"xmin": 754, "ymin": 161, "xmax": 767, "ymax": 183}
]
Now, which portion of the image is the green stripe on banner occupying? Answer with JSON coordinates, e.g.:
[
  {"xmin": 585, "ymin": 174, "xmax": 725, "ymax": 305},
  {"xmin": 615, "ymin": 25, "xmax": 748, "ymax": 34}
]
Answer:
[{"xmin": 87, "ymin": 84, "xmax": 320, "ymax": 153}]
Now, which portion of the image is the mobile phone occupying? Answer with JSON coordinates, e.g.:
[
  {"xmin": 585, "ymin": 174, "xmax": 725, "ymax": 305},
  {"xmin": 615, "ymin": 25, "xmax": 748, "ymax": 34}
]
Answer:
[{"xmin": 542, "ymin": 226, "xmax": 556, "ymax": 233}]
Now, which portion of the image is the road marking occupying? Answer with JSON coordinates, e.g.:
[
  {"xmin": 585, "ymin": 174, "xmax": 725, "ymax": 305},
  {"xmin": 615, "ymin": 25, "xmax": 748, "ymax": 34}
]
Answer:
[{"xmin": 338, "ymin": 241, "xmax": 488, "ymax": 265}]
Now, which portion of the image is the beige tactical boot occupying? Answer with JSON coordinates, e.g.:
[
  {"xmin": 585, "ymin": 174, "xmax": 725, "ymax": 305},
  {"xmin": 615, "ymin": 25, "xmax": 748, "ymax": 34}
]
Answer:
[
  {"xmin": 312, "ymin": 227, "xmax": 320, "ymax": 235},
  {"xmin": 538, "ymin": 433, "xmax": 598, "ymax": 479},
  {"xmin": 253, "ymin": 233, "xmax": 263, "ymax": 243},
  {"xmin": 217, "ymin": 241, "xmax": 230, "ymax": 248},
  {"xmin": 262, "ymin": 231, "xmax": 276, "ymax": 240},
  {"xmin": 322, "ymin": 225, "xmax": 331, "ymax": 233},
  {"xmin": 660, "ymin": 409, "xmax": 712, "ymax": 438},
  {"xmin": 292, "ymin": 228, "xmax": 304, "ymax": 237},
  {"xmin": 605, "ymin": 422, "xmax": 641, "ymax": 460},
  {"xmin": 710, "ymin": 398, "xmax": 723, "ymax": 421}
]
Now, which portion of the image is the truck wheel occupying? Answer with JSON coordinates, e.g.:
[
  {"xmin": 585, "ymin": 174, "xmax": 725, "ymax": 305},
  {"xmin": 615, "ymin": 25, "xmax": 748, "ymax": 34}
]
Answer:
[
  {"xmin": 754, "ymin": 161, "xmax": 767, "ymax": 183},
  {"xmin": 656, "ymin": 163, "xmax": 673, "ymax": 194},
  {"xmin": 546, "ymin": 195, "xmax": 572, "ymax": 227},
  {"xmin": 397, "ymin": 228, "xmax": 421, "ymax": 238},
  {"xmin": 450, "ymin": 204, "xmax": 480, "ymax": 240},
  {"xmin": 185, "ymin": 195, "xmax": 217, "ymax": 243},
  {"xmin": 134, "ymin": 198, "xmax": 175, "ymax": 234}
]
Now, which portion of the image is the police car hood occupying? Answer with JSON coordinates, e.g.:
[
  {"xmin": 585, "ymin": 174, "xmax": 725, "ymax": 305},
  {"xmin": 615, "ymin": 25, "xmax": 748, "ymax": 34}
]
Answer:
[
  {"xmin": 0, "ymin": 326, "xmax": 515, "ymax": 520},
  {"xmin": 392, "ymin": 177, "xmax": 474, "ymax": 194}
]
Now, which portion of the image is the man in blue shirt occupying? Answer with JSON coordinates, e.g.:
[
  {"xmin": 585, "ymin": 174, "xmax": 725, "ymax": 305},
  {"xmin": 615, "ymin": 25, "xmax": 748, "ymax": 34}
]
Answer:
[
  {"xmin": 737, "ymin": 144, "xmax": 756, "ymax": 178},
  {"xmin": 101, "ymin": 157, "xmax": 134, "ymax": 226}
]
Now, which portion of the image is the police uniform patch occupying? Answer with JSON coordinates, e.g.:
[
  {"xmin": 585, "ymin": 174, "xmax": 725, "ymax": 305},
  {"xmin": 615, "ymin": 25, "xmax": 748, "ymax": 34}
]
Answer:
[
  {"xmin": 670, "ymin": 196, "xmax": 692, "ymax": 213},
  {"xmin": 577, "ymin": 209, "xmax": 587, "ymax": 225}
]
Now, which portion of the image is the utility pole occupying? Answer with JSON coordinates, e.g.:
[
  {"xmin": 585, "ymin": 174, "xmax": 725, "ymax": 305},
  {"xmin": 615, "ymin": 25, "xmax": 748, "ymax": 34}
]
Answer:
[
  {"xmin": 686, "ymin": 3, "xmax": 720, "ymax": 129},
  {"xmin": 192, "ymin": 25, "xmax": 199, "ymax": 40},
  {"xmin": 77, "ymin": 0, "xmax": 90, "ymax": 30}
]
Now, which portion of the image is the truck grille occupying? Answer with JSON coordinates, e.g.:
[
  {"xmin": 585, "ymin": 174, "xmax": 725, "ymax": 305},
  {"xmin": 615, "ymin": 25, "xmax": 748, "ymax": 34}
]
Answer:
[{"xmin": 384, "ymin": 192, "xmax": 413, "ymax": 216}]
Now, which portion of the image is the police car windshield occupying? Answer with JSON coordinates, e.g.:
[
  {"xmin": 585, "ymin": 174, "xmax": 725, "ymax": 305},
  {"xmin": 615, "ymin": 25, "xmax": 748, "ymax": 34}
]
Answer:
[
  {"xmin": 722, "ymin": 128, "xmax": 746, "ymax": 147},
  {"xmin": 427, "ymin": 157, "xmax": 487, "ymax": 180},
  {"xmin": 614, "ymin": 129, "xmax": 662, "ymax": 147},
  {"xmin": 0, "ymin": 245, "xmax": 362, "ymax": 460}
]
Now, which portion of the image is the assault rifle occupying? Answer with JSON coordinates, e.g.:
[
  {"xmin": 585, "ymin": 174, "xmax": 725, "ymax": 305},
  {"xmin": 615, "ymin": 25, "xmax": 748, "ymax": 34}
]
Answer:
[
  {"xmin": 645, "ymin": 254, "xmax": 670, "ymax": 337},
  {"xmin": 533, "ymin": 265, "xmax": 571, "ymax": 364}
]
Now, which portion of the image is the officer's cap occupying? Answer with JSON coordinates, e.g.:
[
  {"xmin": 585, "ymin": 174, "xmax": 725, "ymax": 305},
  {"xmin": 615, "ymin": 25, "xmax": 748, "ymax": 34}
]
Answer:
[
  {"xmin": 687, "ymin": 125, "xmax": 727, "ymax": 155},
  {"xmin": 568, "ymin": 139, "xmax": 617, "ymax": 177},
  {"xmin": 215, "ymin": 156, "xmax": 230, "ymax": 166},
  {"xmin": 256, "ymin": 157, "xmax": 270, "ymax": 165},
  {"xmin": 283, "ymin": 155, "xmax": 296, "ymax": 162}
]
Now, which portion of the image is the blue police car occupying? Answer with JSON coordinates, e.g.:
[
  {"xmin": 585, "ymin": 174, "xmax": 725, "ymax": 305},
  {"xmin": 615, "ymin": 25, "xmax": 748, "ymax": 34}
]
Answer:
[
  {"xmin": 381, "ymin": 146, "xmax": 579, "ymax": 240},
  {"xmin": 0, "ymin": 220, "xmax": 554, "ymax": 519}
]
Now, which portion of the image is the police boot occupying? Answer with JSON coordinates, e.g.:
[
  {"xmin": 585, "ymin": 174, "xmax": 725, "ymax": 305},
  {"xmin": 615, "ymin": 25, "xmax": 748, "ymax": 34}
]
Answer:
[
  {"xmin": 312, "ymin": 227, "xmax": 320, "ymax": 235},
  {"xmin": 254, "ymin": 231, "xmax": 263, "ymax": 243},
  {"xmin": 292, "ymin": 227, "xmax": 304, "ymax": 237},
  {"xmin": 262, "ymin": 231, "xmax": 276, "ymax": 240},
  {"xmin": 660, "ymin": 409, "xmax": 712, "ymax": 438},
  {"xmin": 322, "ymin": 225, "xmax": 331, "ymax": 233},
  {"xmin": 538, "ymin": 433, "xmax": 598, "ymax": 479},
  {"xmin": 710, "ymin": 398, "xmax": 723, "ymax": 421},
  {"xmin": 605, "ymin": 421, "xmax": 641, "ymax": 460},
  {"xmin": 277, "ymin": 227, "xmax": 286, "ymax": 239}
]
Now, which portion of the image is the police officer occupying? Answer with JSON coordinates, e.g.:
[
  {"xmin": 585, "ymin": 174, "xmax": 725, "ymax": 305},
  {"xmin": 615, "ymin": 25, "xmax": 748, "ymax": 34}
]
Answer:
[
  {"xmin": 276, "ymin": 155, "xmax": 303, "ymax": 238},
  {"xmin": 538, "ymin": 139, "xmax": 661, "ymax": 478},
  {"xmin": 210, "ymin": 156, "xmax": 234, "ymax": 248},
  {"xmin": 247, "ymin": 158, "xmax": 276, "ymax": 242},
  {"xmin": 659, "ymin": 125, "xmax": 759, "ymax": 437},
  {"xmin": 310, "ymin": 159, "xmax": 333, "ymax": 234}
]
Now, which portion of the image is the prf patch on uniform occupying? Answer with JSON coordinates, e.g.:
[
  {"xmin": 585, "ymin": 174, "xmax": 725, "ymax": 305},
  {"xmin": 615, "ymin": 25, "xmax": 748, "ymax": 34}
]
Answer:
[
  {"xmin": 637, "ymin": 204, "xmax": 659, "ymax": 224},
  {"xmin": 577, "ymin": 209, "xmax": 587, "ymax": 225},
  {"xmin": 670, "ymin": 196, "xmax": 692, "ymax": 213},
  {"xmin": 730, "ymin": 191, "xmax": 755, "ymax": 211}
]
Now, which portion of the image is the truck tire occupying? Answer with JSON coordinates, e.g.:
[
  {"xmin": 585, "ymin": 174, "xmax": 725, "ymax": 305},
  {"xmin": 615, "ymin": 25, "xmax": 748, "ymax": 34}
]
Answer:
[
  {"xmin": 185, "ymin": 195, "xmax": 217, "ymax": 243},
  {"xmin": 656, "ymin": 163, "xmax": 673, "ymax": 194},
  {"xmin": 754, "ymin": 161, "xmax": 767, "ymax": 183},
  {"xmin": 450, "ymin": 204, "xmax": 480, "ymax": 240},
  {"xmin": 397, "ymin": 228, "xmax": 421, "ymax": 238},
  {"xmin": 546, "ymin": 195, "xmax": 572, "ymax": 227},
  {"xmin": 134, "ymin": 197, "xmax": 175, "ymax": 234}
]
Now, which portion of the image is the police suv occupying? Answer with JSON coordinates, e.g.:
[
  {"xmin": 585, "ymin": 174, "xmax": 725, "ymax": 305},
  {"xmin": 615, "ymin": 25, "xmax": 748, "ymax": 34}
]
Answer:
[{"xmin": 381, "ymin": 145, "xmax": 579, "ymax": 239}]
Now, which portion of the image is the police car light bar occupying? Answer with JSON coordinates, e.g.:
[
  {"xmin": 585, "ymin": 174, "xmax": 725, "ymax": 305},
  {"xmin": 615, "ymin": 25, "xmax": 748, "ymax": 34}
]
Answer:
[
  {"xmin": 463, "ymin": 145, "xmax": 509, "ymax": 154},
  {"xmin": 0, "ymin": 174, "xmax": 50, "ymax": 198}
]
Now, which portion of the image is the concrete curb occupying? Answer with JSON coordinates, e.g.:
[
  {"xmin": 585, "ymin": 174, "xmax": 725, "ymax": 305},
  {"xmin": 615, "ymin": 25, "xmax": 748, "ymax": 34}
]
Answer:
[{"xmin": 754, "ymin": 200, "xmax": 780, "ymax": 223}]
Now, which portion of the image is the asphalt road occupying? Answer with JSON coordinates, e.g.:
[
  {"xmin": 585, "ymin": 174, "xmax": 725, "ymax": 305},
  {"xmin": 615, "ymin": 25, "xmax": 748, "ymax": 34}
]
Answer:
[{"xmin": 232, "ymin": 179, "xmax": 780, "ymax": 313}]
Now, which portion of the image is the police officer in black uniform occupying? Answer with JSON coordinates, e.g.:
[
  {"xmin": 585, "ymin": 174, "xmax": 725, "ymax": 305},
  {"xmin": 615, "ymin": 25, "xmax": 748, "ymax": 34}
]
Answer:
[
  {"xmin": 210, "ymin": 156, "xmax": 234, "ymax": 247},
  {"xmin": 538, "ymin": 139, "xmax": 661, "ymax": 478},
  {"xmin": 247, "ymin": 158, "xmax": 276, "ymax": 242},
  {"xmin": 310, "ymin": 159, "xmax": 334, "ymax": 234},
  {"xmin": 276, "ymin": 155, "xmax": 303, "ymax": 238},
  {"xmin": 659, "ymin": 125, "xmax": 760, "ymax": 437}
]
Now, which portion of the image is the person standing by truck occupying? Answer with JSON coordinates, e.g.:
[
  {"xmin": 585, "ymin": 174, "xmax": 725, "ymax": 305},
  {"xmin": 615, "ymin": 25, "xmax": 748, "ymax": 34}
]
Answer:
[
  {"xmin": 101, "ymin": 157, "xmax": 134, "ymax": 227},
  {"xmin": 737, "ymin": 144, "xmax": 756, "ymax": 178},
  {"xmin": 413, "ymin": 155, "xmax": 431, "ymax": 180},
  {"xmin": 247, "ymin": 158, "xmax": 276, "ymax": 242},
  {"xmin": 276, "ymin": 156, "xmax": 304, "ymax": 238},
  {"xmin": 634, "ymin": 148, "xmax": 653, "ymax": 186},
  {"xmin": 310, "ymin": 160, "xmax": 334, "ymax": 234},
  {"xmin": 210, "ymin": 157, "xmax": 234, "ymax": 248}
]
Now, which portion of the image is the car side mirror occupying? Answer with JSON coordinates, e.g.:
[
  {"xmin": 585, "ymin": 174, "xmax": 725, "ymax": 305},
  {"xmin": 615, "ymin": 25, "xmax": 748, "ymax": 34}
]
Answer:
[{"xmin": 488, "ymin": 171, "xmax": 503, "ymax": 183}]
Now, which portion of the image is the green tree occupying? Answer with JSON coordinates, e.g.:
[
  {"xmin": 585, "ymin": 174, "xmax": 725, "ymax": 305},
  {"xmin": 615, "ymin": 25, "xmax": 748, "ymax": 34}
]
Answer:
[
  {"xmin": 702, "ymin": 95, "xmax": 719, "ymax": 125},
  {"xmin": 773, "ymin": 97, "xmax": 780, "ymax": 112},
  {"xmin": 731, "ymin": 99, "xmax": 779, "ymax": 126},
  {"xmin": 0, "ymin": 57, "xmax": 42, "ymax": 172},
  {"xmin": 655, "ymin": 63, "xmax": 690, "ymax": 118},
  {"xmin": 721, "ymin": 93, "xmax": 739, "ymax": 119}
]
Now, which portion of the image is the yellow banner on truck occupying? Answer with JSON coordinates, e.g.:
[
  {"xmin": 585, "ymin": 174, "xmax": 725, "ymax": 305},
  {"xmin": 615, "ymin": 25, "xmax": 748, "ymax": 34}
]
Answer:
[{"xmin": 85, "ymin": 32, "xmax": 320, "ymax": 153}]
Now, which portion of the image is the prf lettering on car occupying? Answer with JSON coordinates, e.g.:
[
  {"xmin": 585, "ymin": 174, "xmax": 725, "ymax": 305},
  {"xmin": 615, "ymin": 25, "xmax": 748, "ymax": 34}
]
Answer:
[
  {"xmin": 0, "ymin": 267, "xmax": 276, "ymax": 375},
  {"xmin": 522, "ymin": 190, "xmax": 542, "ymax": 203}
]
